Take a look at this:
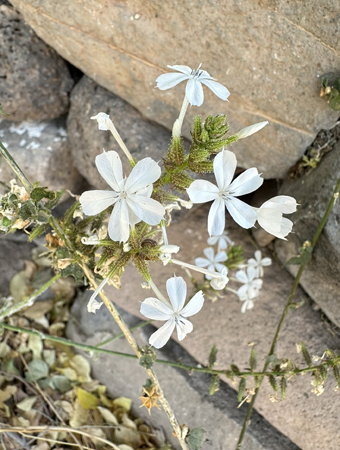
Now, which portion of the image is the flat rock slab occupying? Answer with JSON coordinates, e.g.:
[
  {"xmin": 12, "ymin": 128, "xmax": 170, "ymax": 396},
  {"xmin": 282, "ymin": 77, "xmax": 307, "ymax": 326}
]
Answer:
[
  {"xmin": 0, "ymin": 4, "xmax": 73, "ymax": 121},
  {"xmin": 84, "ymin": 205, "xmax": 339, "ymax": 450},
  {"xmin": 67, "ymin": 298, "xmax": 300, "ymax": 450},
  {"xmin": 8, "ymin": 0, "xmax": 340, "ymax": 178},
  {"xmin": 275, "ymin": 143, "xmax": 340, "ymax": 327}
]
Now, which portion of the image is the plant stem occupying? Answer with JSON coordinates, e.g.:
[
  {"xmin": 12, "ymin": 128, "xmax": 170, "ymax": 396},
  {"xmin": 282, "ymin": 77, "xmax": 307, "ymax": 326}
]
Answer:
[
  {"xmin": 95, "ymin": 320, "xmax": 153, "ymax": 348},
  {"xmin": 0, "ymin": 273, "xmax": 61, "ymax": 322},
  {"xmin": 2, "ymin": 323, "xmax": 338, "ymax": 379},
  {"xmin": 235, "ymin": 174, "xmax": 340, "ymax": 450},
  {"xmin": 0, "ymin": 141, "xmax": 32, "ymax": 193},
  {"xmin": 177, "ymin": 96, "xmax": 190, "ymax": 135}
]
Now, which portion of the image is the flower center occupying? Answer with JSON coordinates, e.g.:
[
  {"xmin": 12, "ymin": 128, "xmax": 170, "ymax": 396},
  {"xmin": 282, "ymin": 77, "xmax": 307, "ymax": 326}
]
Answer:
[
  {"xmin": 173, "ymin": 313, "xmax": 185, "ymax": 326},
  {"xmin": 119, "ymin": 191, "xmax": 128, "ymax": 199}
]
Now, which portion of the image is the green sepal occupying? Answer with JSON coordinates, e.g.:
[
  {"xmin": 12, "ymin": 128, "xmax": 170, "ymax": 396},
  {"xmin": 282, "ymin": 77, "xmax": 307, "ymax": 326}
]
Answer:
[{"xmin": 31, "ymin": 187, "xmax": 55, "ymax": 202}]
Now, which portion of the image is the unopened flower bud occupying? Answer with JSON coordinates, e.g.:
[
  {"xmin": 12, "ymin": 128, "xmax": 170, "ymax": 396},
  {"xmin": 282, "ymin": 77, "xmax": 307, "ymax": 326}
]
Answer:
[
  {"xmin": 172, "ymin": 119, "xmax": 181, "ymax": 138},
  {"xmin": 159, "ymin": 244, "xmax": 180, "ymax": 254},
  {"xmin": 235, "ymin": 121, "xmax": 269, "ymax": 139}
]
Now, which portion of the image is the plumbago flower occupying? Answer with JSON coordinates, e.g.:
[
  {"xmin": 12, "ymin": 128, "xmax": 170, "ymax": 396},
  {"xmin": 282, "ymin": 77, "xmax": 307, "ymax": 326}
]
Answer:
[
  {"xmin": 248, "ymin": 250, "xmax": 272, "ymax": 277},
  {"xmin": 187, "ymin": 150, "xmax": 263, "ymax": 235},
  {"xmin": 207, "ymin": 230, "xmax": 234, "ymax": 250},
  {"xmin": 140, "ymin": 276, "xmax": 204, "ymax": 349},
  {"xmin": 195, "ymin": 247, "xmax": 228, "ymax": 280},
  {"xmin": 156, "ymin": 64, "xmax": 230, "ymax": 106},
  {"xmin": 254, "ymin": 196, "xmax": 297, "ymax": 239},
  {"xmin": 79, "ymin": 151, "xmax": 165, "ymax": 243},
  {"xmin": 235, "ymin": 266, "xmax": 263, "ymax": 301}
]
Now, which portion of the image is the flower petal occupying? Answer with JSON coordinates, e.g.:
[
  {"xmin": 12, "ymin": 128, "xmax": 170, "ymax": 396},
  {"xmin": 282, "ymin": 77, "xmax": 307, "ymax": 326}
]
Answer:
[
  {"xmin": 125, "ymin": 158, "xmax": 161, "ymax": 193},
  {"xmin": 215, "ymin": 251, "xmax": 228, "ymax": 263},
  {"xmin": 187, "ymin": 180, "xmax": 219, "ymax": 203},
  {"xmin": 176, "ymin": 317, "xmax": 193, "ymax": 341},
  {"xmin": 207, "ymin": 197, "xmax": 226, "ymax": 237},
  {"xmin": 95, "ymin": 151, "xmax": 123, "ymax": 191},
  {"xmin": 200, "ymin": 78, "xmax": 230, "ymax": 101},
  {"xmin": 256, "ymin": 207, "xmax": 284, "ymax": 237},
  {"xmin": 203, "ymin": 247, "xmax": 215, "ymax": 261},
  {"xmin": 213, "ymin": 150, "xmax": 237, "ymax": 191},
  {"xmin": 108, "ymin": 200, "xmax": 130, "ymax": 242},
  {"xmin": 261, "ymin": 196, "xmax": 297, "ymax": 214},
  {"xmin": 166, "ymin": 276, "xmax": 187, "ymax": 312},
  {"xmin": 140, "ymin": 297, "xmax": 173, "ymax": 320},
  {"xmin": 80, "ymin": 190, "xmax": 118, "ymax": 216},
  {"xmin": 225, "ymin": 197, "xmax": 257, "ymax": 229},
  {"xmin": 194, "ymin": 257, "xmax": 210, "ymax": 268},
  {"xmin": 186, "ymin": 78, "xmax": 204, "ymax": 106},
  {"xmin": 280, "ymin": 218, "xmax": 293, "ymax": 238},
  {"xmin": 149, "ymin": 319, "xmax": 176, "ymax": 349},
  {"xmin": 126, "ymin": 194, "xmax": 165, "ymax": 225},
  {"xmin": 228, "ymin": 168, "xmax": 263, "ymax": 197},
  {"xmin": 235, "ymin": 270, "xmax": 248, "ymax": 284},
  {"xmin": 207, "ymin": 236, "xmax": 219, "ymax": 246},
  {"xmin": 156, "ymin": 72, "xmax": 189, "ymax": 90},
  {"xmin": 181, "ymin": 291, "xmax": 204, "ymax": 317},
  {"xmin": 167, "ymin": 65, "xmax": 192, "ymax": 75},
  {"xmin": 215, "ymin": 262, "xmax": 226, "ymax": 272}
]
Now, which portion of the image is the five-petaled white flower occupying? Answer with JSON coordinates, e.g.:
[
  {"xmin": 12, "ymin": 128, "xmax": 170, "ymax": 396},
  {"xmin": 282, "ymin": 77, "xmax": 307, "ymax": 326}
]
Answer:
[
  {"xmin": 156, "ymin": 65, "xmax": 230, "ymax": 106},
  {"xmin": 195, "ymin": 247, "xmax": 228, "ymax": 280},
  {"xmin": 239, "ymin": 295, "xmax": 256, "ymax": 314},
  {"xmin": 210, "ymin": 266, "xmax": 229, "ymax": 290},
  {"xmin": 140, "ymin": 276, "xmax": 204, "ymax": 349},
  {"xmin": 235, "ymin": 266, "xmax": 263, "ymax": 300},
  {"xmin": 187, "ymin": 150, "xmax": 263, "ymax": 236},
  {"xmin": 207, "ymin": 231, "xmax": 234, "ymax": 250},
  {"xmin": 254, "ymin": 196, "xmax": 297, "ymax": 239},
  {"xmin": 79, "ymin": 151, "xmax": 165, "ymax": 243},
  {"xmin": 247, "ymin": 250, "xmax": 272, "ymax": 277}
]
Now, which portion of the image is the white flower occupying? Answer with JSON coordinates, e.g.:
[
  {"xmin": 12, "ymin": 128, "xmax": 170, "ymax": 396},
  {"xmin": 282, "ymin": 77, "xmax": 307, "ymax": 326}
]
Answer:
[
  {"xmin": 187, "ymin": 150, "xmax": 263, "ymax": 235},
  {"xmin": 210, "ymin": 267, "xmax": 229, "ymax": 290},
  {"xmin": 235, "ymin": 267, "xmax": 262, "ymax": 300},
  {"xmin": 195, "ymin": 247, "xmax": 227, "ymax": 280},
  {"xmin": 87, "ymin": 276, "xmax": 109, "ymax": 314},
  {"xmin": 140, "ymin": 276, "xmax": 204, "ymax": 349},
  {"xmin": 91, "ymin": 112, "xmax": 111, "ymax": 130},
  {"xmin": 156, "ymin": 64, "xmax": 230, "ymax": 106},
  {"xmin": 81, "ymin": 235, "xmax": 101, "ymax": 245},
  {"xmin": 247, "ymin": 250, "xmax": 272, "ymax": 277},
  {"xmin": 234, "ymin": 121, "xmax": 269, "ymax": 139},
  {"xmin": 207, "ymin": 231, "xmax": 234, "ymax": 250},
  {"xmin": 240, "ymin": 296, "xmax": 255, "ymax": 314},
  {"xmin": 255, "ymin": 196, "xmax": 297, "ymax": 240},
  {"xmin": 79, "ymin": 151, "xmax": 165, "ymax": 243},
  {"xmin": 159, "ymin": 244, "xmax": 180, "ymax": 266}
]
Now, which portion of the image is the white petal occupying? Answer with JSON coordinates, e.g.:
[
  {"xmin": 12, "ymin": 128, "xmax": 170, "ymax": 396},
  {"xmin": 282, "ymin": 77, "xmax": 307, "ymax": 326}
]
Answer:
[
  {"xmin": 79, "ymin": 190, "xmax": 118, "ymax": 216},
  {"xmin": 215, "ymin": 262, "xmax": 226, "ymax": 272},
  {"xmin": 149, "ymin": 319, "xmax": 176, "ymax": 349},
  {"xmin": 167, "ymin": 65, "xmax": 192, "ymax": 75},
  {"xmin": 228, "ymin": 168, "xmax": 263, "ymax": 197},
  {"xmin": 181, "ymin": 291, "xmax": 204, "ymax": 317},
  {"xmin": 156, "ymin": 72, "xmax": 189, "ymax": 90},
  {"xmin": 203, "ymin": 247, "xmax": 215, "ymax": 261},
  {"xmin": 166, "ymin": 276, "xmax": 187, "ymax": 312},
  {"xmin": 261, "ymin": 196, "xmax": 297, "ymax": 214},
  {"xmin": 235, "ymin": 121, "xmax": 268, "ymax": 139},
  {"xmin": 252, "ymin": 279, "xmax": 263, "ymax": 290},
  {"xmin": 218, "ymin": 237, "xmax": 228, "ymax": 250},
  {"xmin": 225, "ymin": 197, "xmax": 257, "ymax": 229},
  {"xmin": 126, "ymin": 194, "xmax": 165, "ymax": 225},
  {"xmin": 213, "ymin": 150, "xmax": 237, "ymax": 191},
  {"xmin": 241, "ymin": 299, "xmax": 254, "ymax": 313},
  {"xmin": 215, "ymin": 251, "xmax": 228, "ymax": 263},
  {"xmin": 160, "ymin": 245, "xmax": 180, "ymax": 254},
  {"xmin": 207, "ymin": 236, "xmax": 219, "ymax": 246},
  {"xmin": 237, "ymin": 284, "xmax": 248, "ymax": 299},
  {"xmin": 256, "ymin": 207, "xmax": 284, "ymax": 237},
  {"xmin": 187, "ymin": 180, "xmax": 219, "ymax": 203},
  {"xmin": 235, "ymin": 270, "xmax": 248, "ymax": 284},
  {"xmin": 254, "ymin": 250, "xmax": 262, "ymax": 262},
  {"xmin": 95, "ymin": 151, "xmax": 123, "ymax": 191},
  {"xmin": 194, "ymin": 257, "xmax": 210, "ymax": 268},
  {"xmin": 280, "ymin": 218, "xmax": 293, "ymax": 238},
  {"xmin": 246, "ymin": 266, "xmax": 257, "ymax": 281},
  {"xmin": 128, "ymin": 207, "xmax": 141, "ymax": 226},
  {"xmin": 261, "ymin": 257, "xmax": 272, "ymax": 266},
  {"xmin": 125, "ymin": 158, "xmax": 161, "ymax": 193},
  {"xmin": 108, "ymin": 200, "xmax": 130, "ymax": 243},
  {"xmin": 200, "ymin": 78, "xmax": 230, "ymax": 101},
  {"xmin": 91, "ymin": 112, "xmax": 110, "ymax": 131},
  {"xmin": 208, "ymin": 197, "xmax": 226, "ymax": 236},
  {"xmin": 176, "ymin": 317, "xmax": 193, "ymax": 341},
  {"xmin": 140, "ymin": 297, "xmax": 173, "ymax": 320},
  {"xmin": 186, "ymin": 78, "xmax": 204, "ymax": 106}
]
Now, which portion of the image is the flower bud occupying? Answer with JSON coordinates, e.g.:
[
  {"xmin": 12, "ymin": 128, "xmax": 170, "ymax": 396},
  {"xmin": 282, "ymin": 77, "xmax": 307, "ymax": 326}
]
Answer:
[
  {"xmin": 159, "ymin": 244, "xmax": 180, "ymax": 254},
  {"xmin": 235, "ymin": 121, "xmax": 269, "ymax": 139},
  {"xmin": 172, "ymin": 119, "xmax": 181, "ymax": 138}
]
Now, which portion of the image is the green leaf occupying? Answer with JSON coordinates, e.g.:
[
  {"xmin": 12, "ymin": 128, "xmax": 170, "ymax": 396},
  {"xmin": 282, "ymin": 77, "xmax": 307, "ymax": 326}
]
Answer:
[
  {"xmin": 1, "ymin": 217, "xmax": 12, "ymax": 227},
  {"xmin": 187, "ymin": 428, "xmax": 207, "ymax": 450},
  {"xmin": 208, "ymin": 344, "xmax": 218, "ymax": 369},
  {"xmin": 286, "ymin": 252, "xmax": 311, "ymax": 265},
  {"xmin": 249, "ymin": 345, "xmax": 257, "ymax": 371},
  {"xmin": 19, "ymin": 201, "xmax": 37, "ymax": 221},
  {"xmin": 268, "ymin": 375, "xmax": 278, "ymax": 392},
  {"xmin": 230, "ymin": 364, "xmax": 240, "ymax": 375},
  {"xmin": 45, "ymin": 189, "xmax": 65, "ymax": 209},
  {"xmin": 299, "ymin": 342, "xmax": 312, "ymax": 366},
  {"xmin": 209, "ymin": 374, "xmax": 220, "ymax": 395},
  {"xmin": 280, "ymin": 376, "xmax": 287, "ymax": 400},
  {"xmin": 237, "ymin": 378, "xmax": 246, "ymax": 402},
  {"xmin": 25, "ymin": 360, "xmax": 49, "ymax": 382},
  {"xmin": 31, "ymin": 187, "xmax": 55, "ymax": 202},
  {"xmin": 60, "ymin": 263, "xmax": 84, "ymax": 284},
  {"xmin": 52, "ymin": 375, "xmax": 72, "ymax": 393}
]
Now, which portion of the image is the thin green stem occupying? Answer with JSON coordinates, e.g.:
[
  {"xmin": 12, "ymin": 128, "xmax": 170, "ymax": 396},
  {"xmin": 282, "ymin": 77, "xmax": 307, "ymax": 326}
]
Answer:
[
  {"xmin": 95, "ymin": 320, "xmax": 153, "ymax": 348},
  {"xmin": 0, "ymin": 140, "xmax": 32, "ymax": 193},
  {"xmin": 235, "ymin": 174, "xmax": 340, "ymax": 450},
  {"xmin": 0, "ymin": 273, "xmax": 61, "ymax": 321},
  {"xmin": 1, "ymin": 323, "xmax": 338, "ymax": 378}
]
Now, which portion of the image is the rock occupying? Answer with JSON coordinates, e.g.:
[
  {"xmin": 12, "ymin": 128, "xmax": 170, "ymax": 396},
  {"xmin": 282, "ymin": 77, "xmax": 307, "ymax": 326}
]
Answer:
[
  {"xmin": 67, "ymin": 302, "xmax": 300, "ymax": 450},
  {"xmin": 275, "ymin": 143, "xmax": 340, "ymax": 327},
  {"xmin": 86, "ymin": 204, "xmax": 338, "ymax": 450},
  {"xmin": 0, "ymin": 4, "xmax": 74, "ymax": 121},
  {"xmin": 67, "ymin": 76, "xmax": 172, "ymax": 188},
  {"xmin": 8, "ymin": 0, "xmax": 340, "ymax": 178},
  {"xmin": 0, "ymin": 117, "xmax": 81, "ymax": 192}
]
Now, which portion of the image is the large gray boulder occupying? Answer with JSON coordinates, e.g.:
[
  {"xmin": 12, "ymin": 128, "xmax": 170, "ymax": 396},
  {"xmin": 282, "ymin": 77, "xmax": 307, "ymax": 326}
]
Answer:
[
  {"xmin": 275, "ymin": 142, "xmax": 340, "ymax": 327},
  {"xmin": 8, "ymin": 0, "xmax": 340, "ymax": 178},
  {"xmin": 67, "ymin": 76, "xmax": 172, "ymax": 188},
  {"xmin": 0, "ymin": 117, "xmax": 81, "ymax": 192},
  {"xmin": 0, "ymin": 4, "xmax": 74, "ymax": 121}
]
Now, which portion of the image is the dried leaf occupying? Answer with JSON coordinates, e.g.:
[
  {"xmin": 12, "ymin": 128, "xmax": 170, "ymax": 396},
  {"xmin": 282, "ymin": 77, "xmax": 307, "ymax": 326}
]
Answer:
[
  {"xmin": 24, "ymin": 300, "xmax": 53, "ymax": 320},
  {"xmin": 57, "ymin": 367, "xmax": 78, "ymax": 381},
  {"xmin": 97, "ymin": 406, "xmax": 119, "ymax": 425},
  {"xmin": 29, "ymin": 334, "xmax": 43, "ymax": 360},
  {"xmin": 10, "ymin": 270, "xmax": 29, "ymax": 303},
  {"xmin": 77, "ymin": 387, "xmax": 99, "ymax": 410},
  {"xmin": 114, "ymin": 426, "xmax": 141, "ymax": 447},
  {"xmin": 0, "ymin": 342, "xmax": 10, "ymax": 358},
  {"xmin": 25, "ymin": 360, "xmax": 49, "ymax": 382},
  {"xmin": 113, "ymin": 397, "xmax": 132, "ymax": 412},
  {"xmin": 69, "ymin": 399, "xmax": 88, "ymax": 428},
  {"xmin": 0, "ymin": 385, "xmax": 17, "ymax": 417},
  {"xmin": 43, "ymin": 349, "xmax": 56, "ymax": 367},
  {"xmin": 121, "ymin": 413, "xmax": 137, "ymax": 430},
  {"xmin": 52, "ymin": 375, "xmax": 71, "ymax": 393},
  {"xmin": 17, "ymin": 396, "xmax": 38, "ymax": 412},
  {"xmin": 12, "ymin": 416, "xmax": 30, "ymax": 427},
  {"xmin": 70, "ymin": 355, "xmax": 92, "ymax": 382}
]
